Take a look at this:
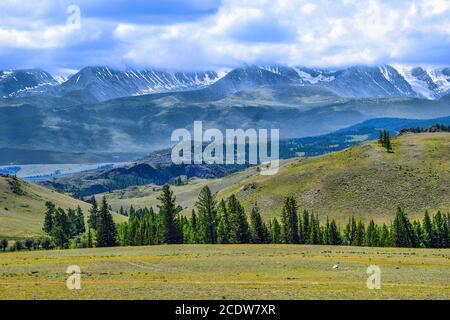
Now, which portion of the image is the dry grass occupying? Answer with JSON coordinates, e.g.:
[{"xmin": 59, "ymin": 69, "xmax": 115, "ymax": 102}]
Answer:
[{"xmin": 0, "ymin": 244, "xmax": 448, "ymax": 300}]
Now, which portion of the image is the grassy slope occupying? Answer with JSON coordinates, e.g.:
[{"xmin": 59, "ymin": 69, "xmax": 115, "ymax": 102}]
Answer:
[
  {"xmin": 218, "ymin": 132, "xmax": 450, "ymax": 223},
  {"xmin": 0, "ymin": 245, "xmax": 448, "ymax": 299},
  {"xmin": 96, "ymin": 166, "xmax": 260, "ymax": 213},
  {"xmin": 0, "ymin": 176, "xmax": 126, "ymax": 239},
  {"xmin": 102, "ymin": 133, "xmax": 450, "ymax": 224}
]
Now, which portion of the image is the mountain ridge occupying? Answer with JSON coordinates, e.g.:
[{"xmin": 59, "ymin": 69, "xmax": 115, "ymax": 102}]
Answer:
[{"xmin": 2, "ymin": 64, "xmax": 450, "ymax": 101}]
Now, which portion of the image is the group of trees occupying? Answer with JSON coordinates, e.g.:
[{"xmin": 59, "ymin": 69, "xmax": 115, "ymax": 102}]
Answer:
[
  {"xmin": 399, "ymin": 123, "xmax": 450, "ymax": 134},
  {"xmin": 42, "ymin": 202, "xmax": 86, "ymax": 248},
  {"xmin": 378, "ymin": 130, "xmax": 393, "ymax": 152},
  {"xmin": 40, "ymin": 196, "xmax": 117, "ymax": 249},
  {"xmin": 118, "ymin": 185, "xmax": 266, "ymax": 246},
  {"xmin": 88, "ymin": 197, "xmax": 118, "ymax": 247},
  {"xmin": 117, "ymin": 185, "xmax": 450, "ymax": 248},
  {"xmin": 2, "ymin": 185, "xmax": 448, "ymax": 253}
]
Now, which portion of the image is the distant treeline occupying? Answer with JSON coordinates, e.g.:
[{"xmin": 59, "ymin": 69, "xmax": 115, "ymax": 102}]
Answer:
[
  {"xmin": 399, "ymin": 123, "xmax": 450, "ymax": 134},
  {"xmin": 1, "ymin": 185, "xmax": 449, "ymax": 252}
]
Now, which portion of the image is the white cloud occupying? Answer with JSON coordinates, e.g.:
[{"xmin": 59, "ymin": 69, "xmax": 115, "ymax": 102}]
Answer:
[
  {"xmin": 1, "ymin": 0, "xmax": 450, "ymax": 69},
  {"xmin": 110, "ymin": 0, "xmax": 450, "ymax": 68}
]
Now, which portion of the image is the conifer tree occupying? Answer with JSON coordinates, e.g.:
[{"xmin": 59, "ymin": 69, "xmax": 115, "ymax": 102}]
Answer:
[
  {"xmin": 324, "ymin": 217, "xmax": 331, "ymax": 245},
  {"xmin": 432, "ymin": 211, "xmax": 447, "ymax": 248},
  {"xmin": 329, "ymin": 219, "xmax": 341, "ymax": 245},
  {"xmin": 157, "ymin": 185, "xmax": 181, "ymax": 244},
  {"xmin": 75, "ymin": 206, "xmax": 85, "ymax": 235},
  {"xmin": 344, "ymin": 216, "xmax": 357, "ymax": 245},
  {"xmin": 67, "ymin": 208, "xmax": 78, "ymax": 238},
  {"xmin": 250, "ymin": 203, "xmax": 267, "ymax": 244},
  {"xmin": 96, "ymin": 196, "xmax": 118, "ymax": 247},
  {"xmin": 309, "ymin": 213, "xmax": 321, "ymax": 244},
  {"xmin": 351, "ymin": 220, "xmax": 365, "ymax": 246},
  {"xmin": 378, "ymin": 223, "xmax": 391, "ymax": 247},
  {"xmin": 88, "ymin": 196, "xmax": 100, "ymax": 230},
  {"xmin": 216, "ymin": 201, "xmax": 231, "ymax": 244},
  {"xmin": 227, "ymin": 195, "xmax": 250, "ymax": 243},
  {"xmin": 412, "ymin": 220, "xmax": 424, "ymax": 247},
  {"xmin": 392, "ymin": 207, "xmax": 413, "ymax": 247},
  {"xmin": 43, "ymin": 201, "xmax": 56, "ymax": 234},
  {"xmin": 422, "ymin": 210, "xmax": 433, "ymax": 247},
  {"xmin": 271, "ymin": 218, "xmax": 282, "ymax": 244},
  {"xmin": 365, "ymin": 220, "xmax": 378, "ymax": 247},
  {"xmin": 281, "ymin": 197, "xmax": 299, "ymax": 244},
  {"xmin": 196, "ymin": 186, "xmax": 217, "ymax": 244},
  {"xmin": 87, "ymin": 225, "xmax": 93, "ymax": 248},
  {"xmin": 301, "ymin": 210, "xmax": 310, "ymax": 244},
  {"xmin": 189, "ymin": 210, "xmax": 200, "ymax": 244},
  {"xmin": 52, "ymin": 208, "xmax": 70, "ymax": 248}
]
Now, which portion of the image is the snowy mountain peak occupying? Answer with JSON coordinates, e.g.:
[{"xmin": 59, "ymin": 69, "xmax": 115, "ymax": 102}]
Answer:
[
  {"xmin": 60, "ymin": 66, "xmax": 224, "ymax": 101},
  {"xmin": 0, "ymin": 69, "xmax": 58, "ymax": 98},
  {"xmin": 394, "ymin": 65, "xmax": 450, "ymax": 100}
]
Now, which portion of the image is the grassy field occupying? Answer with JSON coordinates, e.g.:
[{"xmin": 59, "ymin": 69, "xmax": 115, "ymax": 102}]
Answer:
[
  {"xmin": 0, "ymin": 245, "xmax": 448, "ymax": 300},
  {"xmin": 0, "ymin": 175, "xmax": 126, "ymax": 239}
]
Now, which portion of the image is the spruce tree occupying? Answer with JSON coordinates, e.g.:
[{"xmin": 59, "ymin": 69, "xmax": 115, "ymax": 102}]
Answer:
[
  {"xmin": 281, "ymin": 197, "xmax": 299, "ymax": 244},
  {"xmin": 227, "ymin": 195, "xmax": 250, "ymax": 243},
  {"xmin": 422, "ymin": 210, "xmax": 433, "ymax": 248},
  {"xmin": 88, "ymin": 196, "xmax": 100, "ymax": 230},
  {"xmin": 271, "ymin": 218, "xmax": 282, "ymax": 243},
  {"xmin": 309, "ymin": 213, "xmax": 320, "ymax": 244},
  {"xmin": 87, "ymin": 225, "xmax": 93, "ymax": 248},
  {"xmin": 324, "ymin": 217, "xmax": 331, "ymax": 245},
  {"xmin": 365, "ymin": 220, "xmax": 378, "ymax": 247},
  {"xmin": 157, "ymin": 185, "xmax": 179, "ymax": 244},
  {"xmin": 250, "ymin": 203, "xmax": 266, "ymax": 244},
  {"xmin": 392, "ymin": 207, "xmax": 413, "ymax": 247},
  {"xmin": 301, "ymin": 210, "xmax": 310, "ymax": 244},
  {"xmin": 432, "ymin": 211, "xmax": 447, "ymax": 248},
  {"xmin": 344, "ymin": 216, "xmax": 357, "ymax": 245},
  {"xmin": 67, "ymin": 208, "xmax": 78, "ymax": 238},
  {"xmin": 329, "ymin": 219, "xmax": 341, "ymax": 245},
  {"xmin": 43, "ymin": 201, "xmax": 56, "ymax": 234},
  {"xmin": 196, "ymin": 186, "xmax": 217, "ymax": 244},
  {"xmin": 216, "ymin": 201, "xmax": 231, "ymax": 244},
  {"xmin": 96, "ymin": 197, "xmax": 118, "ymax": 247},
  {"xmin": 378, "ymin": 223, "xmax": 391, "ymax": 247},
  {"xmin": 75, "ymin": 206, "xmax": 85, "ymax": 235},
  {"xmin": 52, "ymin": 208, "xmax": 70, "ymax": 248},
  {"xmin": 189, "ymin": 210, "xmax": 200, "ymax": 244}
]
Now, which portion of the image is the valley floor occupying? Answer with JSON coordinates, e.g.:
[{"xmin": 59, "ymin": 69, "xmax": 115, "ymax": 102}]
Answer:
[{"xmin": 0, "ymin": 245, "xmax": 448, "ymax": 300}]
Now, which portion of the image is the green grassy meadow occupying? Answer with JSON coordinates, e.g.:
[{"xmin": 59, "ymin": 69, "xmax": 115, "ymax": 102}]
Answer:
[{"xmin": 0, "ymin": 245, "xmax": 448, "ymax": 300}]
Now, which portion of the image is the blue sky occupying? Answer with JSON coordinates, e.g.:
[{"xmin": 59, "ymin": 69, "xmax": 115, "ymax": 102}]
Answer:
[{"xmin": 0, "ymin": 0, "xmax": 449, "ymax": 75}]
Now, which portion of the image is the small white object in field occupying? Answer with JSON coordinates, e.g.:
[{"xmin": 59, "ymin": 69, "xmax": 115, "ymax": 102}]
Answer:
[{"xmin": 333, "ymin": 262, "xmax": 340, "ymax": 269}]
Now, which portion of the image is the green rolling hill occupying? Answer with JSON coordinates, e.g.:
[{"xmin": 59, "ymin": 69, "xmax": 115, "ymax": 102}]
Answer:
[
  {"xmin": 0, "ymin": 175, "xmax": 126, "ymax": 239},
  {"xmin": 217, "ymin": 132, "xmax": 450, "ymax": 223}
]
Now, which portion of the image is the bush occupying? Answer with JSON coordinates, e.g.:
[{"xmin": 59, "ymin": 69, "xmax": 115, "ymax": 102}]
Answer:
[
  {"xmin": 1, "ymin": 239, "xmax": 8, "ymax": 252},
  {"xmin": 13, "ymin": 241, "xmax": 24, "ymax": 251},
  {"xmin": 33, "ymin": 238, "xmax": 41, "ymax": 250},
  {"xmin": 24, "ymin": 238, "xmax": 34, "ymax": 250},
  {"xmin": 40, "ymin": 237, "xmax": 53, "ymax": 250}
]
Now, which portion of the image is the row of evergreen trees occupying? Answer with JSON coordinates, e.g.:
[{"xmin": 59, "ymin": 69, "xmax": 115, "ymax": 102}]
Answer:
[
  {"xmin": 117, "ymin": 186, "xmax": 450, "ymax": 248},
  {"xmin": 35, "ymin": 184, "xmax": 449, "ymax": 250}
]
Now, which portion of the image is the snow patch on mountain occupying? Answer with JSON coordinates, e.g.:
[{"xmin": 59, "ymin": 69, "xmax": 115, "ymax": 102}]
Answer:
[{"xmin": 395, "ymin": 65, "xmax": 442, "ymax": 100}]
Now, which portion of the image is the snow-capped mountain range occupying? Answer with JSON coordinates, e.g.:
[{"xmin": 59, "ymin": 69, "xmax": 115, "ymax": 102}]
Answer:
[{"xmin": 1, "ymin": 64, "xmax": 450, "ymax": 101}]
